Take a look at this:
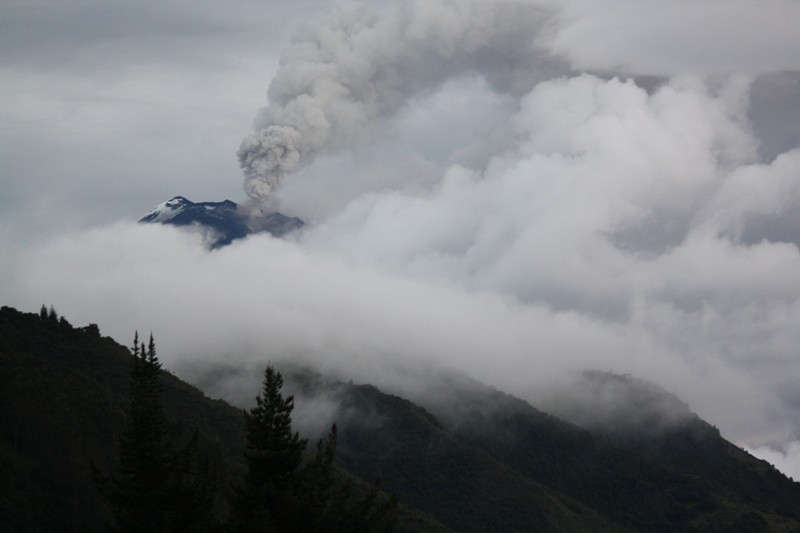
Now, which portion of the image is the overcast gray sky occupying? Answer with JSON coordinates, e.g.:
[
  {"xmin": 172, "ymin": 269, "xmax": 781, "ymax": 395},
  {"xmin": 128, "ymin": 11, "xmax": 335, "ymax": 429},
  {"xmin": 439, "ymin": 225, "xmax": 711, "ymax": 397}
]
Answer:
[{"xmin": 2, "ymin": 0, "xmax": 800, "ymax": 478}]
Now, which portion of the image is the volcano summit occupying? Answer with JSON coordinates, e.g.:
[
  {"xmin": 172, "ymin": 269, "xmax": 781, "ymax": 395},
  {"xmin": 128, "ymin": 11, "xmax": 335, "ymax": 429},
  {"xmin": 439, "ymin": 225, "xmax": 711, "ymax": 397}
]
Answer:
[{"xmin": 139, "ymin": 196, "xmax": 303, "ymax": 248}]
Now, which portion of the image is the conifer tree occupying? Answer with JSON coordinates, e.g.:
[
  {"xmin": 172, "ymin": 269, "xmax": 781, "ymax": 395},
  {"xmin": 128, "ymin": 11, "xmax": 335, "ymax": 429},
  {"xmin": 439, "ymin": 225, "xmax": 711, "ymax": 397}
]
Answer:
[
  {"xmin": 107, "ymin": 333, "xmax": 216, "ymax": 532},
  {"xmin": 235, "ymin": 364, "xmax": 396, "ymax": 532},
  {"xmin": 109, "ymin": 332, "xmax": 169, "ymax": 531},
  {"xmin": 236, "ymin": 364, "xmax": 307, "ymax": 531},
  {"xmin": 298, "ymin": 424, "xmax": 397, "ymax": 533}
]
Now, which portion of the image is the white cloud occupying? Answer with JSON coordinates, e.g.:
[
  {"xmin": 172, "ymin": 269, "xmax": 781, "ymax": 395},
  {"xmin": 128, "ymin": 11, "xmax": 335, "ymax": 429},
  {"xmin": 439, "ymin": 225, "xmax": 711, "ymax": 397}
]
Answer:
[
  {"xmin": 743, "ymin": 442, "xmax": 800, "ymax": 481},
  {"xmin": 546, "ymin": 0, "xmax": 800, "ymax": 76}
]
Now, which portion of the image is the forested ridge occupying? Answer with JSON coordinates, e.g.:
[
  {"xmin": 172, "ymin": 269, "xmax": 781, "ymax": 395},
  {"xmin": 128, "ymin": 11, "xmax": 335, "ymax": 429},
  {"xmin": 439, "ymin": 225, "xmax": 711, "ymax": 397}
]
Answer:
[{"xmin": 2, "ymin": 305, "xmax": 800, "ymax": 532}]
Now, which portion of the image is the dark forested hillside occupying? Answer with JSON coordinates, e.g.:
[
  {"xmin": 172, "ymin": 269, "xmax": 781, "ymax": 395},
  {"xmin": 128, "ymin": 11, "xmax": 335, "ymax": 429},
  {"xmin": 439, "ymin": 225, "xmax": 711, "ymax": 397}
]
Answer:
[
  {"xmin": 2, "ymin": 305, "xmax": 799, "ymax": 532},
  {"xmin": 0, "ymin": 306, "xmax": 248, "ymax": 531},
  {"xmin": 285, "ymin": 370, "xmax": 800, "ymax": 532},
  {"xmin": 428, "ymin": 375, "xmax": 800, "ymax": 532},
  {"xmin": 0, "ymin": 306, "xmax": 442, "ymax": 532}
]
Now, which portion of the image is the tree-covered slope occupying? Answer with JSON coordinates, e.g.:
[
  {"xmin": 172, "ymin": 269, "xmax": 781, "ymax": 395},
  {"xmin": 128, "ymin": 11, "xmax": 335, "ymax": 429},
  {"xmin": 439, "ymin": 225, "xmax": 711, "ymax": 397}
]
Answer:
[
  {"xmin": 0, "ymin": 306, "xmax": 445, "ymax": 532},
  {"xmin": 0, "ymin": 306, "xmax": 247, "ymax": 531},
  {"xmin": 438, "ymin": 375, "xmax": 800, "ymax": 532},
  {"xmin": 281, "ymin": 369, "xmax": 800, "ymax": 532},
  {"xmin": 327, "ymin": 382, "xmax": 625, "ymax": 532},
  {"xmin": 2, "ymin": 305, "xmax": 800, "ymax": 532}
]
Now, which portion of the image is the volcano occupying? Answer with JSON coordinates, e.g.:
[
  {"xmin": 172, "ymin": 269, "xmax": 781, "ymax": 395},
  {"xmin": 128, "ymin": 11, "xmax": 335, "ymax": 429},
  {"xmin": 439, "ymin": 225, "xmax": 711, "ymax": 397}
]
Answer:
[{"xmin": 139, "ymin": 196, "xmax": 303, "ymax": 248}]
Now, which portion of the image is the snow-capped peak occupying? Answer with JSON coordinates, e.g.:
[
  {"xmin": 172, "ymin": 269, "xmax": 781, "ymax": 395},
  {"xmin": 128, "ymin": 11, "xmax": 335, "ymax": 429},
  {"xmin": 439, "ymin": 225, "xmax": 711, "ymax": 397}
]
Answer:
[
  {"xmin": 138, "ymin": 195, "xmax": 304, "ymax": 248},
  {"xmin": 139, "ymin": 196, "xmax": 191, "ymax": 223}
]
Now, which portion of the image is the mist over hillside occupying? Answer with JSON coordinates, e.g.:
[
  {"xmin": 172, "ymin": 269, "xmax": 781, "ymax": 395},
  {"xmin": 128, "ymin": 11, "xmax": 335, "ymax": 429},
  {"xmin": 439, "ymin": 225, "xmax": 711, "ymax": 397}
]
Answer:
[{"xmin": 3, "ymin": 305, "xmax": 800, "ymax": 532}]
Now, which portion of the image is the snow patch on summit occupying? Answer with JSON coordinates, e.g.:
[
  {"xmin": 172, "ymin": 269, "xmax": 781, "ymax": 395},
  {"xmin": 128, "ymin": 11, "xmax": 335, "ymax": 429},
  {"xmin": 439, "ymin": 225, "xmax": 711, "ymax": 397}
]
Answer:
[
  {"xmin": 138, "ymin": 195, "xmax": 304, "ymax": 248},
  {"xmin": 139, "ymin": 196, "xmax": 191, "ymax": 223}
]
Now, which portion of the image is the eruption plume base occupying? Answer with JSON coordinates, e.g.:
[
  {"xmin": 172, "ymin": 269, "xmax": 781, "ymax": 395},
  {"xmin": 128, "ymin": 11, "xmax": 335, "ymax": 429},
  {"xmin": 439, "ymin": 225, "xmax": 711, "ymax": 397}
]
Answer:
[{"xmin": 238, "ymin": 125, "xmax": 303, "ymax": 202}]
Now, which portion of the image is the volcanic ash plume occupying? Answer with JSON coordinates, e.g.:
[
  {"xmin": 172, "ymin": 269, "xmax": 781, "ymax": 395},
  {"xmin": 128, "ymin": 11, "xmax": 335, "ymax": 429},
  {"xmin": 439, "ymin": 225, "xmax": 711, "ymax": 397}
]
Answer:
[
  {"xmin": 238, "ymin": 126, "xmax": 302, "ymax": 199},
  {"xmin": 237, "ymin": 0, "xmax": 560, "ymax": 203}
]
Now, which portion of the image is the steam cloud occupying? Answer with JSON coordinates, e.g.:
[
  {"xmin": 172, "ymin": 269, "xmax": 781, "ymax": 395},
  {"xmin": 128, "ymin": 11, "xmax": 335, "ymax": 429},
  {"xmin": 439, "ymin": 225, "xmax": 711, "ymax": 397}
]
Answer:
[{"xmin": 237, "ymin": 0, "xmax": 560, "ymax": 201}]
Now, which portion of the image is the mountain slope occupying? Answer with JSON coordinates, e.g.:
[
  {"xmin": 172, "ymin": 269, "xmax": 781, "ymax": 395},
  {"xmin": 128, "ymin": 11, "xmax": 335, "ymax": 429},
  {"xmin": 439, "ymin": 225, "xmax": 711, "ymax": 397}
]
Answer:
[
  {"xmin": 2, "ymin": 305, "xmax": 800, "ymax": 532},
  {"xmin": 437, "ymin": 374, "xmax": 800, "ymax": 532},
  {"xmin": 0, "ymin": 306, "xmax": 447, "ymax": 532},
  {"xmin": 0, "ymin": 307, "xmax": 247, "ymax": 531},
  {"xmin": 326, "ymin": 382, "xmax": 627, "ymax": 532},
  {"xmin": 282, "ymin": 369, "xmax": 800, "ymax": 532}
]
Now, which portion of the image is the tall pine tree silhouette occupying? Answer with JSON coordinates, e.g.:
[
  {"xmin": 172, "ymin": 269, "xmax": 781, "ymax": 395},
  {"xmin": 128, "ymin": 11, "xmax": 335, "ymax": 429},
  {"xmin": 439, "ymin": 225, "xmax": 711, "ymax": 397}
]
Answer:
[
  {"xmin": 107, "ymin": 333, "xmax": 215, "ymax": 532},
  {"xmin": 108, "ymin": 332, "xmax": 169, "ymax": 531},
  {"xmin": 236, "ymin": 364, "xmax": 306, "ymax": 531},
  {"xmin": 235, "ymin": 364, "xmax": 396, "ymax": 532}
]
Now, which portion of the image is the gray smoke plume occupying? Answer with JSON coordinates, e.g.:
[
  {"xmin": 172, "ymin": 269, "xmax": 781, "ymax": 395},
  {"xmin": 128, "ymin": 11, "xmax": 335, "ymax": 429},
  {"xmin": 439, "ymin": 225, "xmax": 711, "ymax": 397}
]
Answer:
[{"xmin": 237, "ymin": 0, "xmax": 562, "ymax": 202}]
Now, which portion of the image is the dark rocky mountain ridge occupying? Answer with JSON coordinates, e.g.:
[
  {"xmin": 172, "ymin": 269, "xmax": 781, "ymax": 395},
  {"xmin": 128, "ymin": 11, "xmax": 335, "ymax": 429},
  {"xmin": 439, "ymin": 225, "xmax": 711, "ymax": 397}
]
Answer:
[{"xmin": 138, "ymin": 196, "xmax": 303, "ymax": 248}]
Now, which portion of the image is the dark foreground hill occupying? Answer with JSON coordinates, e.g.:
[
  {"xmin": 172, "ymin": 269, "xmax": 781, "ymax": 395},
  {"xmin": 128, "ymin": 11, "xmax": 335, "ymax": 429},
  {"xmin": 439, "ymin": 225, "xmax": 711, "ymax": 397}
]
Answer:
[
  {"xmin": 2, "ymin": 305, "xmax": 800, "ymax": 532},
  {"xmin": 285, "ymin": 370, "xmax": 800, "ymax": 532}
]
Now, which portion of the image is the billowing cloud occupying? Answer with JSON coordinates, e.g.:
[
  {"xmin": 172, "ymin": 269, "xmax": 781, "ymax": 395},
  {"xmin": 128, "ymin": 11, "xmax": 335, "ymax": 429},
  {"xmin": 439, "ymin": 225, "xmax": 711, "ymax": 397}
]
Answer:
[
  {"xmin": 546, "ymin": 0, "xmax": 800, "ymax": 76},
  {"xmin": 237, "ymin": 0, "xmax": 562, "ymax": 202}
]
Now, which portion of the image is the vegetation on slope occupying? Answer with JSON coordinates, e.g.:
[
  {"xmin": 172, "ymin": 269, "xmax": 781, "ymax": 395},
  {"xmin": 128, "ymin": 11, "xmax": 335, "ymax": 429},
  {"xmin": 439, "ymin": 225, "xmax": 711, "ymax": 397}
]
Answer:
[{"xmin": 2, "ymin": 305, "xmax": 799, "ymax": 532}]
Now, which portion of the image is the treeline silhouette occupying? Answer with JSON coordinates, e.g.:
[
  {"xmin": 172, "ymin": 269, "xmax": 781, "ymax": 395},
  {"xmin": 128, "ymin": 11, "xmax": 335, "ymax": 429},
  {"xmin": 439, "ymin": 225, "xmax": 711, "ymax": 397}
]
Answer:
[
  {"xmin": 100, "ymin": 331, "xmax": 396, "ymax": 532},
  {"xmin": 3, "ymin": 305, "xmax": 800, "ymax": 532}
]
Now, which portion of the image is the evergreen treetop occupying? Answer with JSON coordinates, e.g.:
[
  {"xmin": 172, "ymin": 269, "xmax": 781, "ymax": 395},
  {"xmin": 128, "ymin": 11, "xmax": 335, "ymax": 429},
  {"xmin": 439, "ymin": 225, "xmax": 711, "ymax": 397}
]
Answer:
[
  {"xmin": 235, "ymin": 363, "xmax": 396, "ymax": 532},
  {"xmin": 105, "ymin": 332, "xmax": 215, "ymax": 532}
]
